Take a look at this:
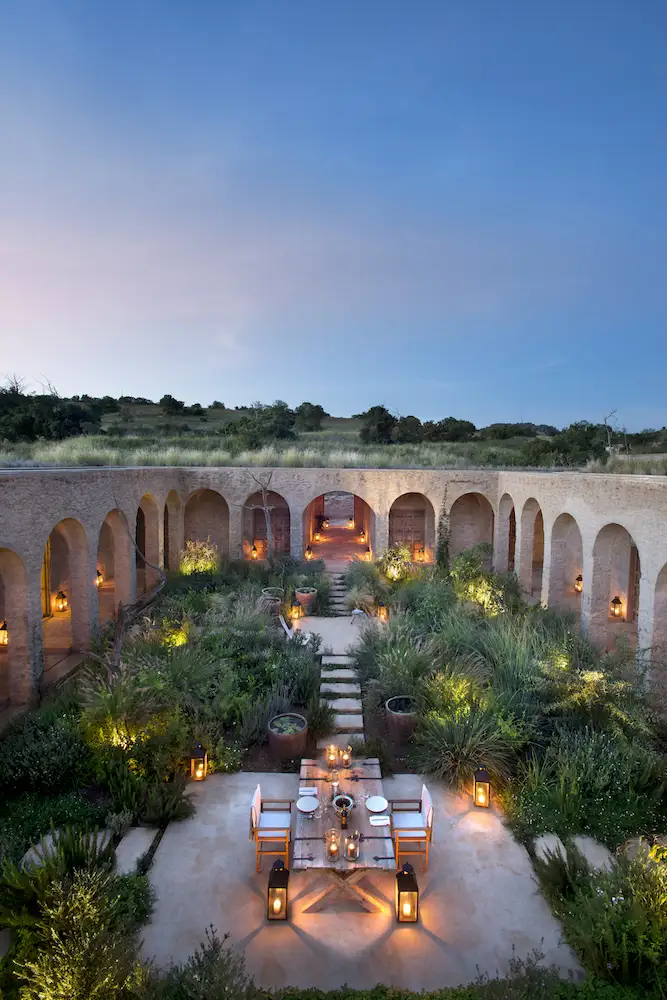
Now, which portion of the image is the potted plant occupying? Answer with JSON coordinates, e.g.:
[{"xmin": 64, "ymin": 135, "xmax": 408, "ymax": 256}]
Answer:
[
  {"xmin": 385, "ymin": 696, "xmax": 418, "ymax": 743},
  {"xmin": 268, "ymin": 712, "xmax": 308, "ymax": 760},
  {"xmin": 260, "ymin": 586, "xmax": 284, "ymax": 616},
  {"xmin": 294, "ymin": 585, "xmax": 317, "ymax": 614}
]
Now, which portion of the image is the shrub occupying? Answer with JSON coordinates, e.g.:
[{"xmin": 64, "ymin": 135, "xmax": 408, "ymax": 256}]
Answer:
[
  {"xmin": 179, "ymin": 538, "xmax": 221, "ymax": 575},
  {"xmin": 377, "ymin": 544, "xmax": 413, "ymax": 583},
  {"xmin": 0, "ymin": 713, "xmax": 91, "ymax": 797},
  {"xmin": 413, "ymin": 706, "xmax": 521, "ymax": 789},
  {"xmin": 305, "ymin": 695, "xmax": 336, "ymax": 740},
  {"xmin": 146, "ymin": 926, "xmax": 258, "ymax": 1000},
  {"xmin": 211, "ymin": 738, "xmax": 244, "ymax": 774},
  {"xmin": 140, "ymin": 774, "xmax": 194, "ymax": 826},
  {"xmin": 238, "ymin": 685, "xmax": 292, "ymax": 746},
  {"xmin": 450, "ymin": 544, "xmax": 505, "ymax": 615},
  {"xmin": 0, "ymin": 792, "xmax": 107, "ymax": 866}
]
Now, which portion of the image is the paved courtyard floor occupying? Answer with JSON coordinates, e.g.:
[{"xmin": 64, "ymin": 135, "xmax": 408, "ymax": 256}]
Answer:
[{"xmin": 141, "ymin": 771, "xmax": 580, "ymax": 990}]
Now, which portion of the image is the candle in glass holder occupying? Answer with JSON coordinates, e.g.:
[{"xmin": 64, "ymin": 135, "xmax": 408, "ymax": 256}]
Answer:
[
  {"xmin": 326, "ymin": 828, "xmax": 341, "ymax": 861},
  {"xmin": 340, "ymin": 745, "xmax": 352, "ymax": 769},
  {"xmin": 330, "ymin": 770, "xmax": 339, "ymax": 799},
  {"xmin": 345, "ymin": 831, "xmax": 360, "ymax": 861},
  {"xmin": 326, "ymin": 744, "xmax": 339, "ymax": 768}
]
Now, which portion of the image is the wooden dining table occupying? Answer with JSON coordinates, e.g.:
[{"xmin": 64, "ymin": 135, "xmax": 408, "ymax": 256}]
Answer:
[{"xmin": 292, "ymin": 757, "xmax": 396, "ymax": 912}]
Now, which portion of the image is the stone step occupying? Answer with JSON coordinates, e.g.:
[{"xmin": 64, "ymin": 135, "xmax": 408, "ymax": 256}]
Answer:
[
  {"xmin": 322, "ymin": 655, "xmax": 356, "ymax": 665},
  {"xmin": 317, "ymin": 733, "xmax": 365, "ymax": 749},
  {"xmin": 321, "ymin": 697, "xmax": 363, "ymax": 713},
  {"xmin": 320, "ymin": 682, "xmax": 361, "ymax": 696},
  {"xmin": 334, "ymin": 714, "xmax": 365, "ymax": 732},
  {"xmin": 116, "ymin": 827, "xmax": 158, "ymax": 875},
  {"xmin": 320, "ymin": 668, "xmax": 357, "ymax": 680}
]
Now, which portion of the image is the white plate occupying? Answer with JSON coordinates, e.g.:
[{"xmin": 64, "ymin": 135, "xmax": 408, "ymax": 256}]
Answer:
[
  {"xmin": 296, "ymin": 796, "xmax": 319, "ymax": 814},
  {"xmin": 365, "ymin": 795, "xmax": 389, "ymax": 813}
]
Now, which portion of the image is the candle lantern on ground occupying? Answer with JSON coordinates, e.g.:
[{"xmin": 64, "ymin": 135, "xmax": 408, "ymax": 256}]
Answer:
[
  {"xmin": 323, "ymin": 518, "xmax": 330, "ymax": 529},
  {"xmin": 396, "ymin": 863, "xmax": 419, "ymax": 922},
  {"xmin": 314, "ymin": 529, "xmax": 321, "ymax": 542},
  {"xmin": 574, "ymin": 574, "xmax": 583, "ymax": 594},
  {"xmin": 416, "ymin": 546, "xmax": 425, "ymax": 562},
  {"xmin": 473, "ymin": 767, "xmax": 491, "ymax": 808},
  {"xmin": 340, "ymin": 745, "xmax": 352, "ymax": 768},
  {"xmin": 305, "ymin": 545, "xmax": 313, "ymax": 561},
  {"xmin": 326, "ymin": 744, "xmax": 339, "ymax": 768},
  {"xmin": 0, "ymin": 621, "xmax": 7, "ymax": 646},
  {"xmin": 95, "ymin": 569, "xmax": 103, "ymax": 588},
  {"xmin": 348, "ymin": 516, "xmax": 354, "ymax": 529},
  {"xmin": 610, "ymin": 595, "xmax": 623, "ymax": 618},
  {"xmin": 251, "ymin": 543, "xmax": 258, "ymax": 560},
  {"xmin": 365, "ymin": 546, "xmax": 372, "ymax": 561},
  {"xmin": 345, "ymin": 831, "xmax": 360, "ymax": 861},
  {"xmin": 326, "ymin": 828, "xmax": 341, "ymax": 861},
  {"xmin": 377, "ymin": 601, "xmax": 388, "ymax": 623},
  {"xmin": 290, "ymin": 599, "xmax": 303, "ymax": 621},
  {"xmin": 359, "ymin": 529, "xmax": 366, "ymax": 543},
  {"xmin": 54, "ymin": 591, "xmax": 68, "ymax": 613},
  {"xmin": 190, "ymin": 743, "xmax": 208, "ymax": 781},
  {"xmin": 267, "ymin": 860, "xmax": 289, "ymax": 920}
]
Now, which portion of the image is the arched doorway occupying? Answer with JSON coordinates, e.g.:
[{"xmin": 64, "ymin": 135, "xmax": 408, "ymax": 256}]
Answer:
[
  {"xmin": 41, "ymin": 518, "xmax": 90, "ymax": 676},
  {"xmin": 518, "ymin": 498, "xmax": 544, "ymax": 599},
  {"xmin": 243, "ymin": 490, "xmax": 289, "ymax": 560},
  {"xmin": 590, "ymin": 523, "xmax": 641, "ymax": 648},
  {"xmin": 135, "ymin": 494, "xmax": 160, "ymax": 594},
  {"xmin": 184, "ymin": 489, "xmax": 229, "ymax": 565},
  {"xmin": 548, "ymin": 513, "xmax": 583, "ymax": 615},
  {"xmin": 302, "ymin": 492, "xmax": 375, "ymax": 566},
  {"xmin": 0, "ymin": 547, "xmax": 30, "ymax": 707},
  {"xmin": 164, "ymin": 490, "xmax": 183, "ymax": 571},
  {"xmin": 449, "ymin": 492, "xmax": 494, "ymax": 564},
  {"xmin": 96, "ymin": 509, "xmax": 133, "ymax": 624},
  {"xmin": 388, "ymin": 493, "xmax": 435, "ymax": 562}
]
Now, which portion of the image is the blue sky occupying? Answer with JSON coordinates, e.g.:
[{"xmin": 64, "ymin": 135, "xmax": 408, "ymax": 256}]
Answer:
[{"xmin": 1, "ymin": 1, "xmax": 666, "ymax": 429}]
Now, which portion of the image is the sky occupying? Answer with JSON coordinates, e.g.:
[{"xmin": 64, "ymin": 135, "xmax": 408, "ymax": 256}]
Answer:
[{"xmin": 1, "ymin": 1, "xmax": 666, "ymax": 430}]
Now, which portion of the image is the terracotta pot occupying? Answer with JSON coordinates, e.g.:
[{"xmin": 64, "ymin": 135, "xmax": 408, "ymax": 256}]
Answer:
[
  {"xmin": 385, "ymin": 696, "xmax": 418, "ymax": 744},
  {"xmin": 295, "ymin": 587, "xmax": 317, "ymax": 614},
  {"xmin": 268, "ymin": 713, "xmax": 308, "ymax": 761},
  {"xmin": 260, "ymin": 587, "xmax": 284, "ymax": 616}
]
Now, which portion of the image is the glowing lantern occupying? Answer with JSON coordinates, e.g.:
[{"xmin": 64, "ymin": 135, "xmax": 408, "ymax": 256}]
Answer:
[
  {"xmin": 326, "ymin": 743, "xmax": 339, "ymax": 768},
  {"xmin": 574, "ymin": 574, "xmax": 583, "ymax": 594},
  {"xmin": 305, "ymin": 545, "xmax": 313, "ymax": 561},
  {"xmin": 610, "ymin": 595, "xmax": 623, "ymax": 618},
  {"xmin": 345, "ymin": 831, "xmax": 360, "ymax": 861},
  {"xmin": 396, "ymin": 863, "xmax": 419, "ymax": 922},
  {"xmin": 290, "ymin": 599, "xmax": 303, "ymax": 620},
  {"xmin": 0, "ymin": 621, "xmax": 7, "ymax": 646},
  {"xmin": 267, "ymin": 859, "xmax": 289, "ymax": 920},
  {"xmin": 377, "ymin": 601, "xmax": 389, "ymax": 623},
  {"xmin": 359, "ymin": 528, "xmax": 366, "ymax": 543},
  {"xmin": 365, "ymin": 546, "xmax": 372, "ymax": 561},
  {"xmin": 340, "ymin": 745, "xmax": 352, "ymax": 768},
  {"xmin": 323, "ymin": 518, "xmax": 330, "ymax": 529},
  {"xmin": 54, "ymin": 591, "xmax": 68, "ymax": 613},
  {"xmin": 416, "ymin": 546, "xmax": 425, "ymax": 562},
  {"xmin": 348, "ymin": 517, "xmax": 354, "ymax": 529},
  {"xmin": 473, "ymin": 767, "xmax": 491, "ymax": 808},
  {"xmin": 314, "ymin": 529, "xmax": 321, "ymax": 542},
  {"xmin": 326, "ymin": 828, "xmax": 341, "ymax": 861},
  {"xmin": 95, "ymin": 569, "xmax": 103, "ymax": 588},
  {"xmin": 251, "ymin": 543, "xmax": 258, "ymax": 560},
  {"xmin": 190, "ymin": 743, "xmax": 208, "ymax": 781}
]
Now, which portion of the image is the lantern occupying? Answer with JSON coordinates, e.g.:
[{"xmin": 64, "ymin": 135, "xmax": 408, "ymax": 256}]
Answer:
[
  {"xmin": 251, "ymin": 543, "xmax": 258, "ymax": 560},
  {"xmin": 323, "ymin": 518, "xmax": 330, "ymax": 529},
  {"xmin": 326, "ymin": 744, "xmax": 339, "ymax": 768},
  {"xmin": 54, "ymin": 591, "xmax": 68, "ymax": 613},
  {"xmin": 359, "ymin": 529, "xmax": 366, "ymax": 543},
  {"xmin": 326, "ymin": 828, "xmax": 341, "ymax": 861},
  {"xmin": 190, "ymin": 743, "xmax": 208, "ymax": 781},
  {"xmin": 267, "ymin": 859, "xmax": 289, "ymax": 920},
  {"xmin": 345, "ymin": 830, "xmax": 360, "ymax": 861},
  {"xmin": 314, "ymin": 529, "xmax": 321, "ymax": 542},
  {"xmin": 377, "ymin": 601, "xmax": 389, "ymax": 623},
  {"xmin": 305, "ymin": 545, "xmax": 313, "ymax": 561},
  {"xmin": 473, "ymin": 767, "xmax": 491, "ymax": 808},
  {"xmin": 95, "ymin": 569, "xmax": 103, "ymax": 588},
  {"xmin": 396, "ymin": 863, "xmax": 419, "ymax": 922},
  {"xmin": 574, "ymin": 574, "xmax": 583, "ymax": 594},
  {"xmin": 0, "ymin": 620, "xmax": 7, "ymax": 646},
  {"xmin": 347, "ymin": 516, "xmax": 354, "ymax": 529},
  {"xmin": 365, "ymin": 546, "xmax": 372, "ymax": 561},
  {"xmin": 610, "ymin": 595, "xmax": 623, "ymax": 618},
  {"xmin": 416, "ymin": 546, "xmax": 425, "ymax": 562},
  {"xmin": 340, "ymin": 745, "xmax": 352, "ymax": 768},
  {"xmin": 290, "ymin": 599, "xmax": 303, "ymax": 620}
]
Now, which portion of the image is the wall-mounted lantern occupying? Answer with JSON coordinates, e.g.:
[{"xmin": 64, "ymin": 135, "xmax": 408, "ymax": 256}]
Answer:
[
  {"xmin": 396, "ymin": 863, "xmax": 419, "ymax": 922},
  {"xmin": 0, "ymin": 621, "xmax": 7, "ymax": 646},
  {"xmin": 473, "ymin": 767, "xmax": 491, "ymax": 808},
  {"xmin": 54, "ymin": 591, "xmax": 68, "ymax": 613},
  {"xmin": 95, "ymin": 569, "xmax": 104, "ymax": 588},
  {"xmin": 610, "ymin": 595, "xmax": 623, "ymax": 619},
  {"xmin": 251, "ymin": 543, "xmax": 258, "ymax": 560},
  {"xmin": 267, "ymin": 859, "xmax": 289, "ymax": 920},
  {"xmin": 574, "ymin": 574, "xmax": 583, "ymax": 594},
  {"xmin": 190, "ymin": 743, "xmax": 208, "ymax": 781}
]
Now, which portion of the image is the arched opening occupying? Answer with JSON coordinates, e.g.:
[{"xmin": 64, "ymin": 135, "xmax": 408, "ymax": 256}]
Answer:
[
  {"xmin": 302, "ymin": 492, "xmax": 375, "ymax": 566},
  {"xmin": 96, "ymin": 509, "xmax": 133, "ymax": 625},
  {"xmin": 449, "ymin": 492, "xmax": 494, "ymax": 565},
  {"xmin": 243, "ymin": 490, "xmax": 290, "ymax": 560},
  {"xmin": 509, "ymin": 508, "xmax": 516, "ymax": 572},
  {"xmin": 388, "ymin": 493, "xmax": 435, "ymax": 562},
  {"xmin": 652, "ymin": 565, "xmax": 667, "ymax": 700},
  {"xmin": 164, "ymin": 490, "xmax": 183, "ymax": 571},
  {"xmin": 135, "ymin": 494, "xmax": 160, "ymax": 593},
  {"xmin": 548, "ymin": 513, "xmax": 583, "ymax": 615},
  {"xmin": 184, "ymin": 489, "xmax": 230, "ymax": 565},
  {"xmin": 0, "ymin": 547, "xmax": 30, "ymax": 707},
  {"xmin": 495, "ymin": 493, "xmax": 516, "ymax": 574},
  {"xmin": 41, "ymin": 518, "xmax": 89, "ymax": 677},
  {"xmin": 518, "ymin": 498, "xmax": 544, "ymax": 600},
  {"xmin": 591, "ymin": 523, "xmax": 641, "ymax": 649}
]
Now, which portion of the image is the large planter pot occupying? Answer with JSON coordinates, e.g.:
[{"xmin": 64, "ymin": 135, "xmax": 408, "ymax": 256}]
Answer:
[
  {"xmin": 260, "ymin": 587, "xmax": 284, "ymax": 616},
  {"xmin": 268, "ymin": 713, "xmax": 308, "ymax": 761},
  {"xmin": 294, "ymin": 586, "xmax": 317, "ymax": 615},
  {"xmin": 385, "ymin": 696, "xmax": 418, "ymax": 744}
]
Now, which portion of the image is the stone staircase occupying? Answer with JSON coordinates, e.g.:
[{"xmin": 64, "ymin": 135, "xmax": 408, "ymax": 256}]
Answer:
[
  {"xmin": 316, "ymin": 653, "xmax": 365, "ymax": 750},
  {"xmin": 327, "ymin": 571, "xmax": 349, "ymax": 616}
]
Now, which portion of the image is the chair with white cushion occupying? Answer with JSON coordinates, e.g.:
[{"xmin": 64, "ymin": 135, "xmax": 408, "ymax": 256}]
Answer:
[
  {"xmin": 249, "ymin": 783, "xmax": 292, "ymax": 872},
  {"xmin": 389, "ymin": 783, "xmax": 434, "ymax": 871}
]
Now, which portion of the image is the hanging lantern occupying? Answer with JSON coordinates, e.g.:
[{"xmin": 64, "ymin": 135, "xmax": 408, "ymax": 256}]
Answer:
[
  {"xmin": 473, "ymin": 767, "xmax": 491, "ymax": 808},
  {"xmin": 377, "ymin": 601, "xmax": 389, "ymax": 623},
  {"xmin": 314, "ymin": 529, "xmax": 321, "ymax": 542},
  {"xmin": 345, "ymin": 830, "xmax": 360, "ymax": 861},
  {"xmin": 365, "ymin": 546, "xmax": 372, "ymax": 561},
  {"xmin": 54, "ymin": 591, "xmax": 68, "ymax": 613},
  {"xmin": 95, "ymin": 569, "xmax": 104, "ymax": 588},
  {"xmin": 610, "ymin": 595, "xmax": 623, "ymax": 618},
  {"xmin": 326, "ymin": 743, "xmax": 339, "ymax": 768},
  {"xmin": 574, "ymin": 574, "xmax": 583, "ymax": 594},
  {"xmin": 251, "ymin": 543, "xmax": 258, "ymax": 560},
  {"xmin": 396, "ymin": 863, "xmax": 419, "ymax": 922},
  {"xmin": 348, "ymin": 516, "xmax": 354, "ymax": 530},
  {"xmin": 290, "ymin": 599, "xmax": 303, "ymax": 620},
  {"xmin": 340, "ymin": 745, "xmax": 352, "ymax": 769},
  {"xmin": 190, "ymin": 743, "xmax": 208, "ymax": 781},
  {"xmin": 359, "ymin": 528, "xmax": 366, "ymax": 543},
  {"xmin": 267, "ymin": 859, "xmax": 289, "ymax": 920},
  {"xmin": 416, "ymin": 546, "xmax": 425, "ymax": 562},
  {"xmin": 305, "ymin": 545, "xmax": 313, "ymax": 561},
  {"xmin": 0, "ymin": 620, "xmax": 7, "ymax": 646},
  {"xmin": 326, "ymin": 828, "xmax": 341, "ymax": 861}
]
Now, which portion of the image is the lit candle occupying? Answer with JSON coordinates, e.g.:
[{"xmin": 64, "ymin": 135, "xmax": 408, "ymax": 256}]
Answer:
[
  {"xmin": 402, "ymin": 901, "xmax": 412, "ymax": 918},
  {"xmin": 272, "ymin": 897, "xmax": 282, "ymax": 914}
]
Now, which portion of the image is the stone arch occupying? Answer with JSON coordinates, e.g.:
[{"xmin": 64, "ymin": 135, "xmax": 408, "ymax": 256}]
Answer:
[
  {"xmin": 243, "ymin": 490, "xmax": 290, "ymax": 560},
  {"xmin": 448, "ymin": 492, "xmax": 494, "ymax": 563},
  {"xmin": 184, "ymin": 489, "xmax": 230, "ymax": 563},
  {"xmin": 517, "ymin": 498, "xmax": 544, "ymax": 599},
  {"xmin": 301, "ymin": 491, "xmax": 376, "ymax": 564},
  {"xmin": 495, "ymin": 493, "xmax": 516, "ymax": 574},
  {"xmin": 41, "ymin": 518, "xmax": 90, "ymax": 676},
  {"xmin": 548, "ymin": 513, "xmax": 583, "ymax": 614},
  {"xmin": 0, "ymin": 547, "xmax": 30, "ymax": 706},
  {"xmin": 136, "ymin": 494, "xmax": 160, "ymax": 593},
  {"xmin": 164, "ymin": 490, "xmax": 183, "ymax": 571},
  {"xmin": 591, "ymin": 523, "xmax": 641, "ymax": 648},
  {"xmin": 97, "ymin": 509, "xmax": 133, "ymax": 624},
  {"xmin": 389, "ymin": 493, "xmax": 435, "ymax": 562}
]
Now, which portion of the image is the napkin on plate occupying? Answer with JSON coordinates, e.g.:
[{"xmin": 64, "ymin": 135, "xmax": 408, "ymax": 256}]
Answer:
[
  {"xmin": 298, "ymin": 786, "xmax": 317, "ymax": 797},
  {"xmin": 369, "ymin": 815, "xmax": 390, "ymax": 827}
]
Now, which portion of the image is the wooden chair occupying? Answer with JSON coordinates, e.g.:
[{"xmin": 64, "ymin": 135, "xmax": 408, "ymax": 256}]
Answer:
[
  {"xmin": 249, "ymin": 783, "xmax": 292, "ymax": 872},
  {"xmin": 389, "ymin": 783, "xmax": 434, "ymax": 871}
]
